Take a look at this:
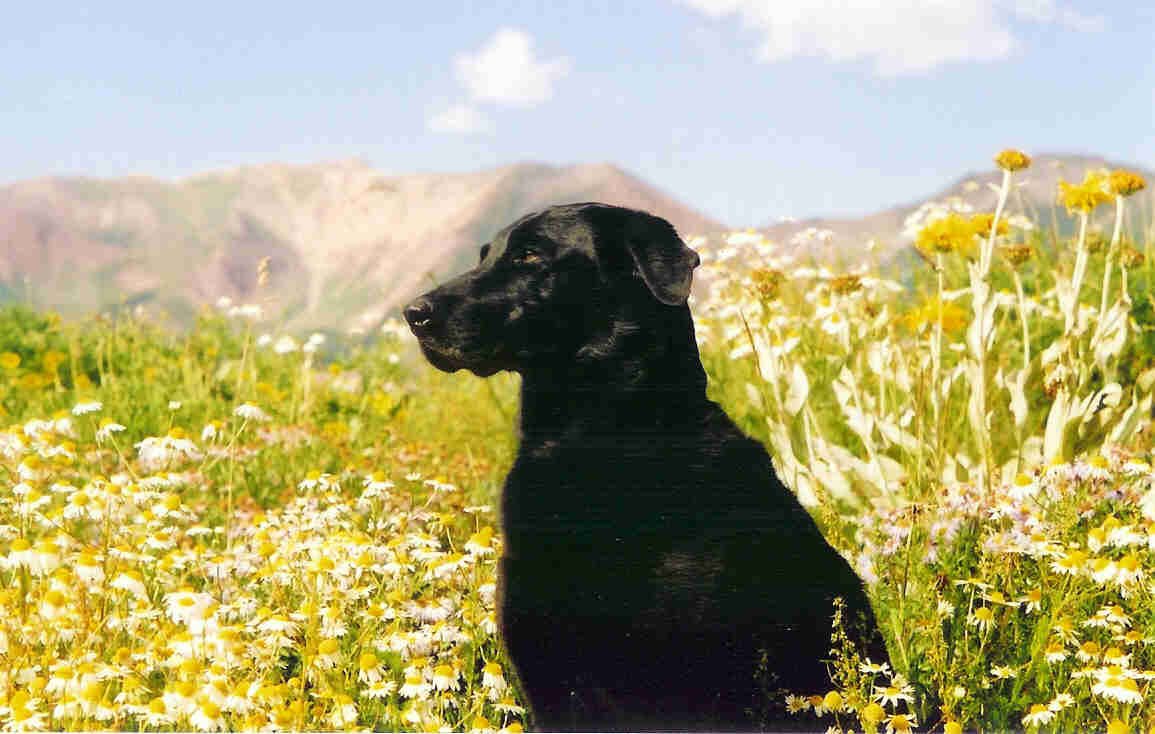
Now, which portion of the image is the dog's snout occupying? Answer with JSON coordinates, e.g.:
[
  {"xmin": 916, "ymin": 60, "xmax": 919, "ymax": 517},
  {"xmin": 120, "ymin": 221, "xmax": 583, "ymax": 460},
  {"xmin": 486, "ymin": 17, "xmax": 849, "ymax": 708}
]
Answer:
[{"xmin": 404, "ymin": 297, "xmax": 436, "ymax": 334}]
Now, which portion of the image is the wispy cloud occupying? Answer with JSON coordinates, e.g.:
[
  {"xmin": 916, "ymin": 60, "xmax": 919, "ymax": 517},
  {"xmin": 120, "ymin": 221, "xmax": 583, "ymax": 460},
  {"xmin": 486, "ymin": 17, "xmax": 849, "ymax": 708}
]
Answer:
[
  {"xmin": 676, "ymin": 0, "xmax": 1105, "ymax": 76},
  {"xmin": 430, "ymin": 28, "xmax": 571, "ymax": 135},
  {"xmin": 1008, "ymin": 0, "xmax": 1106, "ymax": 32}
]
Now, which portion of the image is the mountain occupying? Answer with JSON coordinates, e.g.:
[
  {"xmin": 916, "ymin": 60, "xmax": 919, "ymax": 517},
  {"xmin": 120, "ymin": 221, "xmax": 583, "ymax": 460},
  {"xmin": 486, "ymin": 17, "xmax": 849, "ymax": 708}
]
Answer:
[
  {"xmin": 759, "ymin": 153, "xmax": 1155, "ymax": 266},
  {"xmin": 4, "ymin": 154, "xmax": 1150, "ymax": 332},
  {"xmin": 0, "ymin": 160, "xmax": 723, "ymax": 331}
]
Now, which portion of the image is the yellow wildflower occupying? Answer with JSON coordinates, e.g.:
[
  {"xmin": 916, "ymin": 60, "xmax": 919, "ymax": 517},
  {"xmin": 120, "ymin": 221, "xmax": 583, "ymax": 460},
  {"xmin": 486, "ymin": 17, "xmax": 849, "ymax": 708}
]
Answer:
[
  {"xmin": 1059, "ymin": 171, "xmax": 1112, "ymax": 214},
  {"xmin": 750, "ymin": 268, "xmax": 785, "ymax": 300},
  {"xmin": 971, "ymin": 213, "xmax": 1009, "ymax": 239},
  {"xmin": 916, "ymin": 213, "xmax": 978, "ymax": 256},
  {"xmin": 1109, "ymin": 170, "xmax": 1146, "ymax": 197},
  {"xmin": 861, "ymin": 702, "xmax": 886, "ymax": 724},
  {"xmin": 886, "ymin": 713, "xmax": 917, "ymax": 733},
  {"xmin": 903, "ymin": 298, "xmax": 968, "ymax": 334},
  {"xmin": 829, "ymin": 274, "xmax": 863, "ymax": 295},
  {"xmin": 1107, "ymin": 718, "xmax": 1130, "ymax": 734},
  {"xmin": 822, "ymin": 690, "xmax": 843, "ymax": 712},
  {"xmin": 995, "ymin": 149, "xmax": 1031, "ymax": 171}
]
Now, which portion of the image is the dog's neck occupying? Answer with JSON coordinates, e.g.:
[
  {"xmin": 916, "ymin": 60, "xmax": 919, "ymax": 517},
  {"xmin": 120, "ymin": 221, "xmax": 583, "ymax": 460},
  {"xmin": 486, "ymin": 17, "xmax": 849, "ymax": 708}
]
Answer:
[{"xmin": 518, "ymin": 303, "xmax": 709, "ymax": 438}]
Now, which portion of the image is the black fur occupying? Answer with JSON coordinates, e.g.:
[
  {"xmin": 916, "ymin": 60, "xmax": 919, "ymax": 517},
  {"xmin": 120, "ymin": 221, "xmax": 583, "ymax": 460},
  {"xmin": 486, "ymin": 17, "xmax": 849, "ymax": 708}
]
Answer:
[{"xmin": 405, "ymin": 203, "xmax": 885, "ymax": 731}]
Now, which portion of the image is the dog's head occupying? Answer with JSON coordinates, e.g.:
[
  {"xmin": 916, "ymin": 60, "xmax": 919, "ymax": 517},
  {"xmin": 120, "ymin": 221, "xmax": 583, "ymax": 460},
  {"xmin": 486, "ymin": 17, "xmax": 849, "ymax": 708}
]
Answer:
[{"xmin": 403, "ymin": 203, "xmax": 700, "ymax": 376}]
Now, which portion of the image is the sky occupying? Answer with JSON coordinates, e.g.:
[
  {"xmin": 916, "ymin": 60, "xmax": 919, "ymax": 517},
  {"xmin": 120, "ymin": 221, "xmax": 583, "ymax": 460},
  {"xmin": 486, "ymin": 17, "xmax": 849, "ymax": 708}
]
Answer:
[{"xmin": 2, "ymin": 1, "xmax": 1153, "ymax": 227}]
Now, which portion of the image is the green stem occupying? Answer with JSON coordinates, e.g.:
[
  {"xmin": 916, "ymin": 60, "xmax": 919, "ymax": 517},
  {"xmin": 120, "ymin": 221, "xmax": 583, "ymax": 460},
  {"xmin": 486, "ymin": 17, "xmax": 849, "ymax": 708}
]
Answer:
[
  {"xmin": 932, "ymin": 254, "xmax": 944, "ymax": 446},
  {"xmin": 1092, "ymin": 196, "xmax": 1127, "ymax": 351},
  {"xmin": 1012, "ymin": 270, "xmax": 1030, "ymax": 371},
  {"xmin": 1067, "ymin": 212, "xmax": 1090, "ymax": 335},
  {"xmin": 973, "ymin": 168, "xmax": 1012, "ymax": 491},
  {"xmin": 1099, "ymin": 196, "xmax": 1126, "ymax": 321}
]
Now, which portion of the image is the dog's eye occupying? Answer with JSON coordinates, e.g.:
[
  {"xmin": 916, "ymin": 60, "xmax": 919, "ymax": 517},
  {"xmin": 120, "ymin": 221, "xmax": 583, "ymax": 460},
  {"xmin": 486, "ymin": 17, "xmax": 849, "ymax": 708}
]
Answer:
[{"xmin": 513, "ymin": 251, "xmax": 544, "ymax": 266}]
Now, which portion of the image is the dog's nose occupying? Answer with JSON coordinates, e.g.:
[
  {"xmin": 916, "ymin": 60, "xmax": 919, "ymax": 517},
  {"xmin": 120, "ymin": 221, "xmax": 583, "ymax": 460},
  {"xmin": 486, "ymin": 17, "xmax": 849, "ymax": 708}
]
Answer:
[{"xmin": 403, "ymin": 297, "xmax": 436, "ymax": 334}]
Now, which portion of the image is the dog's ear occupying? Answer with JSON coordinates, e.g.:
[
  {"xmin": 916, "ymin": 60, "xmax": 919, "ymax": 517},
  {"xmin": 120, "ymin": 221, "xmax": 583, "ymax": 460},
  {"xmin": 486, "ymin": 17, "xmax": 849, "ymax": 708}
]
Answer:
[{"xmin": 588, "ymin": 206, "xmax": 700, "ymax": 305}]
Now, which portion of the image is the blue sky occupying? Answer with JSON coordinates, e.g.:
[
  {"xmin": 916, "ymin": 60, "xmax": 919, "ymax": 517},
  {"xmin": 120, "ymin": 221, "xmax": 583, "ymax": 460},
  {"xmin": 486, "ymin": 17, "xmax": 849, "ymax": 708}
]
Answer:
[{"xmin": 2, "ymin": 1, "xmax": 1152, "ymax": 226}]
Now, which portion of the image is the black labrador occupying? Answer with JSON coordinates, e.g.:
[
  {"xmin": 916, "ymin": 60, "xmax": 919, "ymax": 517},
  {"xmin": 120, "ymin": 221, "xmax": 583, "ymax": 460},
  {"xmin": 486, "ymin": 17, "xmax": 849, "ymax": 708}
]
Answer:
[{"xmin": 404, "ymin": 203, "xmax": 884, "ymax": 731}]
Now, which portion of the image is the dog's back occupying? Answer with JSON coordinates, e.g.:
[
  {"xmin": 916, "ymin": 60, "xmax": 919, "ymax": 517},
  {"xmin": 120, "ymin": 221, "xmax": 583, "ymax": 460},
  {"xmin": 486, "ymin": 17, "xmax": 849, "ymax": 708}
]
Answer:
[{"xmin": 500, "ymin": 388, "xmax": 880, "ymax": 731}]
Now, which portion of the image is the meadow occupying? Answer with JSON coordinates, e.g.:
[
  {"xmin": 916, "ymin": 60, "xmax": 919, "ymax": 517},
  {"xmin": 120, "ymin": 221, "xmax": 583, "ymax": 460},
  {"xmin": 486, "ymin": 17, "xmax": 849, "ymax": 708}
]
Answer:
[{"xmin": 0, "ymin": 152, "xmax": 1152, "ymax": 733}]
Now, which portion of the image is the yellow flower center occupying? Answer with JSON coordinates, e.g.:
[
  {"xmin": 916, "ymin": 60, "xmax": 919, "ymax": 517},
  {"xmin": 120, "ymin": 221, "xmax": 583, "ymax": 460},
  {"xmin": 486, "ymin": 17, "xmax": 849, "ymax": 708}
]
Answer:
[{"xmin": 80, "ymin": 683, "xmax": 103, "ymax": 703}]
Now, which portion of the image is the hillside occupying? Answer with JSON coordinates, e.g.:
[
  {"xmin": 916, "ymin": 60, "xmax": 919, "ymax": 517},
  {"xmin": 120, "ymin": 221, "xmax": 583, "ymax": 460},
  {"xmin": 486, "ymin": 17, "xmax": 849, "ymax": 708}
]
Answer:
[
  {"xmin": 3, "ymin": 153, "xmax": 1151, "ymax": 331},
  {"xmin": 0, "ymin": 160, "xmax": 723, "ymax": 331},
  {"xmin": 760, "ymin": 153, "xmax": 1155, "ymax": 265}
]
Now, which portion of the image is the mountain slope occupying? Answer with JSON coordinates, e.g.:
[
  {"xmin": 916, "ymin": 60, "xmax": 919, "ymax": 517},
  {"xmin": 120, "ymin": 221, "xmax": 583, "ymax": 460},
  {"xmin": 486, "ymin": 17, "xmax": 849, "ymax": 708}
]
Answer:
[
  {"xmin": 760, "ymin": 153, "xmax": 1155, "ymax": 264},
  {"xmin": 0, "ymin": 160, "xmax": 723, "ymax": 330}
]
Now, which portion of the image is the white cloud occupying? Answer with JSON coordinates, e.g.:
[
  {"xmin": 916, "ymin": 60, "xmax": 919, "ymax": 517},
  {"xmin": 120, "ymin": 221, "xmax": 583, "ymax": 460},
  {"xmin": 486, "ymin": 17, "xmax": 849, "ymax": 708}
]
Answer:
[
  {"xmin": 427, "ymin": 103, "xmax": 493, "ymax": 135},
  {"xmin": 677, "ymin": 0, "xmax": 1105, "ymax": 76},
  {"xmin": 1008, "ymin": 0, "xmax": 1105, "ymax": 31},
  {"xmin": 454, "ymin": 28, "xmax": 571, "ymax": 107}
]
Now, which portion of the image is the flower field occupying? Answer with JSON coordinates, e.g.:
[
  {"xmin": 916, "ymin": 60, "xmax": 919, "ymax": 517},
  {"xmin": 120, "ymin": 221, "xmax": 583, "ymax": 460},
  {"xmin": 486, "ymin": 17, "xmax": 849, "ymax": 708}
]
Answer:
[{"xmin": 0, "ymin": 152, "xmax": 1153, "ymax": 732}]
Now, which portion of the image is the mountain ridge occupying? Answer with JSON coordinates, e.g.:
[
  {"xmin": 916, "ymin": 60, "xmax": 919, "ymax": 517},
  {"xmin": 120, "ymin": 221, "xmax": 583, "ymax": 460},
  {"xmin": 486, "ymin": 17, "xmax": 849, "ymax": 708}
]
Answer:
[
  {"xmin": 2, "ymin": 153, "xmax": 1151, "ymax": 331},
  {"xmin": 0, "ymin": 160, "xmax": 723, "ymax": 331},
  {"xmin": 759, "ymin": 153, "xmax": 1154, "ymax": 262}
]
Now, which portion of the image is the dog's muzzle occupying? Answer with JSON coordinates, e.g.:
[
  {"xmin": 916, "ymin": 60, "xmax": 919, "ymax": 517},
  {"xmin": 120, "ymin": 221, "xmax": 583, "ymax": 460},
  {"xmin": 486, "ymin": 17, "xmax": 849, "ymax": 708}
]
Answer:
[{"xmin": 403, "ymin": 297, "xmax": 437, "ymax": 337}]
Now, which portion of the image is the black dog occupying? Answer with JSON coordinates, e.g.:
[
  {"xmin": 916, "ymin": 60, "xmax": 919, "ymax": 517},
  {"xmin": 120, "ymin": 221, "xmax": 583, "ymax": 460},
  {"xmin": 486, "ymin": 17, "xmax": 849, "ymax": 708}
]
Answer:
[{"xmin": 405, "ymin": 203, "xmax": 884, "ymax": 731}]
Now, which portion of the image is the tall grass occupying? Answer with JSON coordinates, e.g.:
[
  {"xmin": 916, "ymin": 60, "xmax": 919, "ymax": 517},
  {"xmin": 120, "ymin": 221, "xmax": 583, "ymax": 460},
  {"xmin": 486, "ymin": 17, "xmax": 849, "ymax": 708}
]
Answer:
[{"xmin": 694, "ymin": 155, "xmax": 1155, "ymax": 732}]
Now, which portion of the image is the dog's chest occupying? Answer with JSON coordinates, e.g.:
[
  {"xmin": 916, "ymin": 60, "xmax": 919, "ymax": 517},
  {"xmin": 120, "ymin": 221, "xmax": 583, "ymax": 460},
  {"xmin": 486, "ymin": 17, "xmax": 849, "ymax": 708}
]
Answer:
[{"xmin": 500, "ymin": 432, "xmax": 711, "ymax": 558}]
